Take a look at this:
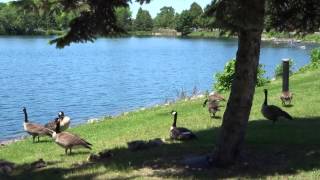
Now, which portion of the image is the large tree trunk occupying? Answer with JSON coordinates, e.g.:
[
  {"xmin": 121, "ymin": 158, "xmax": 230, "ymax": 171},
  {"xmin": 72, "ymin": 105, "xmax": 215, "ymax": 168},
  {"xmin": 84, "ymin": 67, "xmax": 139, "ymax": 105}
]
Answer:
[
  {"xmin": 213, "ymin": 0, "xmax": 265, "ymax": 166},
  {"xmin": 213, "ymin": 29, "xmax": 263, "ymax": 167}
]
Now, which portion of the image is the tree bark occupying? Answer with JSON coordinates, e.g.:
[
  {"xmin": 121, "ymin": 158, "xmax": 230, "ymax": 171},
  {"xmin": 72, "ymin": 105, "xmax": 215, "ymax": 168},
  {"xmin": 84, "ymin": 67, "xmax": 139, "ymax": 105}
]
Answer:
[
  {"xmin": 213, "ymin": 0, "xmax": 265, "ymax": 167},
  {"xmin": 213, "ymin": 29, "xmax": 263, "ymax": 167}
]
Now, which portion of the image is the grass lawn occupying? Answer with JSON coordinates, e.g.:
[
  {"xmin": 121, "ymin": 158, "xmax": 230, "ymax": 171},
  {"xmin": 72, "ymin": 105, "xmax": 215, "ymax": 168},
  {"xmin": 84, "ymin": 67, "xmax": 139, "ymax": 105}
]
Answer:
[{"xmin": 0, "ymin": 69, "xmax": 319, "ymax": 179}]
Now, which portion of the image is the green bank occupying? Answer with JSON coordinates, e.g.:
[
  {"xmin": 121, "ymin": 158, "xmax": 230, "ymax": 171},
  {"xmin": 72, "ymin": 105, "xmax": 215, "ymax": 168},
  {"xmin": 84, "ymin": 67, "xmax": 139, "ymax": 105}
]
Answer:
[{"xmin": 0, "ymin": 65, "xmax": 319, "ymax": 179}]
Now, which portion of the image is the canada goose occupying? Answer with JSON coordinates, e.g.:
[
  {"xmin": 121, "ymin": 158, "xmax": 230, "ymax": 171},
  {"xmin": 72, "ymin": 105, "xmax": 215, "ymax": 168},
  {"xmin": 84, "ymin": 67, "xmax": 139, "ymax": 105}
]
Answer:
[
  {"xmin": 52, "ymin": 121, "xmax": 92, "ymax": 155},
  {"xmin": 45, "ymin": 117, "xmax": 59, "ymax": 131},
  {"xmin": 261, "ymin": 89, "xmax": 293, "ymax": 124},
  {"xmin": 208, "ymin": 92, "xmax": 225, "ymax": 101},
  {"xmin": 203, "ymin": 92, "xmax": 225, "ymax": 118},
  {"xmin": 45, "ymin": 111, "xmax": 70, "ymax": 131},
  {"xmin": 22, "ymin": 107, "xmax": 53, "ymax": 143},
  {"xmin": 280, "ymin": 91, "xmax": 293, "ymax": 106},
  {"xmin": 57, "ymin": 111, "xmax": 71, "ymax": 131},
  {"xmin": 203, "ymin": 99, "xmax": 221, "ymax": 118},
  {"xmin": 170, "ymin": 111, "xmax": 196, "ymax": 140}
]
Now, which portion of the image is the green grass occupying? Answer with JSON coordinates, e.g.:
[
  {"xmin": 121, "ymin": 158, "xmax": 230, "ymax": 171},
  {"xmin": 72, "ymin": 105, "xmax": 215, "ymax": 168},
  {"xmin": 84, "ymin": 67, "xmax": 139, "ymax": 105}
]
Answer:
[{"xmin": 1, "ymin": 69, "xmax": 320, "ymax": 179}]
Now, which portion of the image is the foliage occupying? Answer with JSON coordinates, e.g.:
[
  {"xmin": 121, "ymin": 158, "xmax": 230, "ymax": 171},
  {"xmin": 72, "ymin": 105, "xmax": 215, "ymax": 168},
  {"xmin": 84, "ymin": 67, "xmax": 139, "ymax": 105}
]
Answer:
[
  {"xmin": 214, "ymin": 59, "xmax": 269, "ymax": 92},
  {"xmin": 299, "ymin": 48, "xmax": 320, "ymax": 72},
  {"xmin": 197, "ymin": 16, "xmax": 215, "ymax": 31},
  {"xmin": 0, "ymin": 0, "xmax": 75, "ymax": 35},
  {"xmin": 175, "ymin": 10, "xmax": 193, "ymax": 36},
  {"xmin": 266, "ymin": 0, "xmax": 320, "ymax": 33},
  {"xmin": 257, "ymin": 64, "xmax": 269, "ymax": 86},
  {"xmin": 274, "ymin": 59, "xmax": 294, "ymax": 78},
  {"xmin": 115, "ymin": 7, "xmax": 132, "ymax": 32},
  {"xmin": 55, "ymin": 12, "xmax": 76, "ymax": 30},
  {"xmin": 153, "ymin": 6, "xmax": 175, "ymax": 29},
  {"xmin": 133, "ymin": 8, "xmax": 153, "ymax": 31},
  {"xmin": 310, "ymin": 48, "xmax": 320, "ymax": 65},
  {"xmin": 206, "ymin": 0, "xmax": 320, "ymax": 34},
  {"xmin": 189, "ymin": 2, "xmax": 203, "ymax": 29},
  {"xmin": 1, "ymin": 0, "xmax": 217, "ymax": 38},
  {"xmin": 213, "ymin": 59, "xmax": 236, "ymax": 92}
]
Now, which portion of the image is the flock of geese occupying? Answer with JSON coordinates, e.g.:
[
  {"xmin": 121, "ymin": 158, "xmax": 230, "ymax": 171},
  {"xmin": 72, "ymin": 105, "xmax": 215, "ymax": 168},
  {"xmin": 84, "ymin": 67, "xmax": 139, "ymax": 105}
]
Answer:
[
  {"xmin": 172, "ymin": 89, "xmax": 293, "ymax": 140},
  {"xmin": 21, "ymin": 89, "xmax": 293, "ymax": 154},
  {"xmin": 23, "ymin": 107, "xmax": 91, "ymax": 155}
]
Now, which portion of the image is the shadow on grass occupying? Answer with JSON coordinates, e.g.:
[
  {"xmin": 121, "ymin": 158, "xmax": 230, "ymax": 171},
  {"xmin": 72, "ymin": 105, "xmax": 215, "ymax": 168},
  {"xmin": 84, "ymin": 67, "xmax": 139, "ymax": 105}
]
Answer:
[
  {"xmin": 59, "ymin": 151, "xmax": 91, "ymax": 157},
  {"xmin": 282, "ymin": 104, "xmax": 294, "ymax": 108},
  {"xmin": 211, "ymin": 115, "xmax": 221, "ymax": 119},
  {"xmin": 31, "ymin": 139, "xmax": 53, "ymax": 144},
  {"xmin": 3, "ymin": 116, "xmax": 320, "ymax": 179}
]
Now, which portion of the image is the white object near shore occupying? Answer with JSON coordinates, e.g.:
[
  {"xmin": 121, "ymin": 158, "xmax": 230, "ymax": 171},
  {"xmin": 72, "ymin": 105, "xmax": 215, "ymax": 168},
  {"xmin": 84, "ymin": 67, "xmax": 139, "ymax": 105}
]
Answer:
[{"xmin": 87, "ymin": 118, "xmax": 99, "ymax": 124}]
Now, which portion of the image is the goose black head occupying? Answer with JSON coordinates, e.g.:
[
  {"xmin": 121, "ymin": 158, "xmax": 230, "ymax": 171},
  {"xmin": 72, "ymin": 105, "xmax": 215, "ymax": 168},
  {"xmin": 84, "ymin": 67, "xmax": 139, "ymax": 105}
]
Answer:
[
  {"xmin": 58, "ymin": 111, "xmax": 64, "ymax": 118},
  {"xmin": 171, "ymin": 110, "xmax": 177, "ymax": 116},
  {"xmin": 264, "ymin": 89, "xmax": 268, "ymax": 94},
  {"xmin": 22, "ymin": 107, "xmax": 26, "ymax": 112}
]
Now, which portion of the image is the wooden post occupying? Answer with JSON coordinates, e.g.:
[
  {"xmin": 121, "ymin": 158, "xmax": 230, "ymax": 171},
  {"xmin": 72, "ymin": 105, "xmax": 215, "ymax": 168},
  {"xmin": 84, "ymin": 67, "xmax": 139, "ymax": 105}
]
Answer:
[
  {"xmin": 282, "ymin": 58, "xmax": 290, "ymax": 92},
  {"xmin": 280, "ymin": 58, "xmax": 293, "ymax": 106}
]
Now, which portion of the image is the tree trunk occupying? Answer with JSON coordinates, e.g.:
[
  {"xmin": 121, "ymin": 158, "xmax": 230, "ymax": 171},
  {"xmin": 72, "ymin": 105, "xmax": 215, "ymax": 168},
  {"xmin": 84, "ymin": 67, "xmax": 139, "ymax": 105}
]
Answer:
[
  {"xmin": 213, "ymin": 29, "xmax": 263, "ymax": 167},
  {"xmin": 212, "ymin": 0, "xmax": 266, "ymax": 165}
]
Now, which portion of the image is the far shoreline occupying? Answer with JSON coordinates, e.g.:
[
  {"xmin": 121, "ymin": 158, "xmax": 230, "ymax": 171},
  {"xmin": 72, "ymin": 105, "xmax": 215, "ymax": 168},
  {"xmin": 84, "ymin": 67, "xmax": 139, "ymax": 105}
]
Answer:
[{"xmin": 1, "ymin": 31, "xmax": 320, "ymax": 44}]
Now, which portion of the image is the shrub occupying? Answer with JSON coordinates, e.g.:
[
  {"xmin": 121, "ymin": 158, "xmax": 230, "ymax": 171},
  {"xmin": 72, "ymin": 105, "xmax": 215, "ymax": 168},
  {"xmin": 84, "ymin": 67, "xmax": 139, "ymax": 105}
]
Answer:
[
  {"xmin": 213, "ymin": 59, "xmax": 269, "ymax": 92},
  {"xmin": 274, "ymin": 59, "xmax": 294, "ymax": 78},
  {"xmin": 299, "ymin": 48, "xmax": 320, "ymax": 72},
  {"xmin": 213, "ymin": 59, "xmax": 235, "ymax": 92},
  {"xmin": 310, "ymin": 48, "xmax": 320, "ymax": 65},
  {"xmin": 257, "ymin": 64, "xmax": 270, "ymax": 86}
]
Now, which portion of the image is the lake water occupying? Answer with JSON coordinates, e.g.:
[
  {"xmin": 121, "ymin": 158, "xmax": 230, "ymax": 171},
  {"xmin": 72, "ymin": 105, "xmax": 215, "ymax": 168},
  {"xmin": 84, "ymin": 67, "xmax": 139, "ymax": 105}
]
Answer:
[{"xmin": 0, "ymin": 36, "xmax": 316, "ymax": 141}]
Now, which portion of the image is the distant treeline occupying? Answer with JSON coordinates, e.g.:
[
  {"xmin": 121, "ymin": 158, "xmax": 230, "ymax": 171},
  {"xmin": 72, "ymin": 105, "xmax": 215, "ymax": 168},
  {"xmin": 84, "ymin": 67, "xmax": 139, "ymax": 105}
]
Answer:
[
  {"xmin": 0, "ymin": 0, "xmax": 78, "ymax": 35},
  {"xmin": 0, "ymin": 1, "xmax": 214, "ymax": 36},
  {"xmin": 119, "ymin": 2, "xmax": 215, "ymax": 36},
  {"xmin": 1, "ymin": 1, "xmax": 318, "ymax": 40}
]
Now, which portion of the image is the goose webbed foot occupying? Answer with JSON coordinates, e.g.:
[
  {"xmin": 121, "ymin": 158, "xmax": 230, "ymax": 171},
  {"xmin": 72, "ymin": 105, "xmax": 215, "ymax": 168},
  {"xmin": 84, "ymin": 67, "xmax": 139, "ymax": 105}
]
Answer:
[{"xmin": 210, "ymin": 113, "xmax": 216, "ymax": 118}]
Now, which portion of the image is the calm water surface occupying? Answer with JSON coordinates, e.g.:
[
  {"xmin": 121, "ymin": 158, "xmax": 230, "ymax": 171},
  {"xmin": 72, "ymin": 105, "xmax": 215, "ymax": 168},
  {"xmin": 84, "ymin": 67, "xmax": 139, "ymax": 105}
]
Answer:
[{"xmin": 0, "ymin": 36, "xmax": 316, "ymax": 141}]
